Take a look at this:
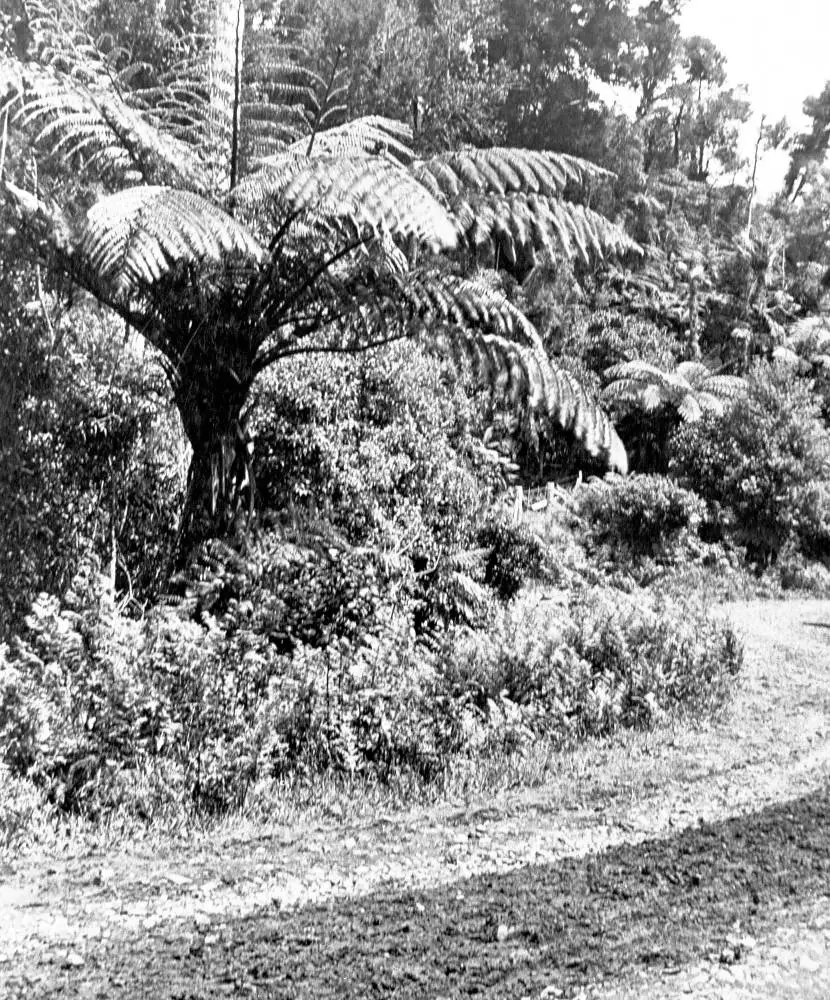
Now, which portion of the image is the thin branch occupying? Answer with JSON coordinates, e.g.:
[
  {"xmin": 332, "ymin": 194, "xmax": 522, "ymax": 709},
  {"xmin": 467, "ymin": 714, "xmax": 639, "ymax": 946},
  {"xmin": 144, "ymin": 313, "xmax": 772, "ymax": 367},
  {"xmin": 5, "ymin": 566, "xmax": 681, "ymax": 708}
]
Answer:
[
  {"xmin": 267, "ymin": 234, "xmax": 368, "ymax": 328},
  {"xmin": 0, "ymin": 110, "xmax": 8, "ymax": 179}
]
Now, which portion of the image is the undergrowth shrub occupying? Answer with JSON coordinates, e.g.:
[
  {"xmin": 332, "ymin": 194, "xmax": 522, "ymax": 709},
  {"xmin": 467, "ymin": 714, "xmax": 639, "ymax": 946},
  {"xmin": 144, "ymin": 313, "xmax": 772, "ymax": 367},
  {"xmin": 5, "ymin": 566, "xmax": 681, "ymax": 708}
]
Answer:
[
  {"xmin": 435, "ymin": 588, "xmax": 742, "ymax": 752},
  {"xmin": 566, "ymin": 589, "xmax": 743, "ymax": 724},
  {"xmin": 576, "ymin": 474, "xmax": 705, "ymax": 561},
  {"xmin": 557, "ymin": 308, "xmax": 681, "ymax": 378},
  {"xmin": 0, "ymin": 293, "xmax": 184, "ymax": 640},
  {"xmin": 476, "ymin": 518, "xmax": 548, "ymax": 600},
  {"xmin": 251, "ymin": 343, "xmax": 493, "ymax": 550},
  {"xmin": 0, "ymin": 553, "xmax": 743, "ymax": 830},
  {"xmin": 775, "ymin": 546, "xmax": 830, "ymax": 595},
  {"xmin": 671, "ymin": 361, "xmax": 830, "ymax": 565}
]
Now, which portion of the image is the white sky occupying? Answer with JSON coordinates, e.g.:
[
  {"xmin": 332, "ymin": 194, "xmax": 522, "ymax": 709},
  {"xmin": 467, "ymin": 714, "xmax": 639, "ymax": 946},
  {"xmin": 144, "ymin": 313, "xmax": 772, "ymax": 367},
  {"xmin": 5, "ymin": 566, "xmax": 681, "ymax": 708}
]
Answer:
[
  {"xmin": 680, "ymin": 0, "xmax": 829, "ymax": 126},
  {"xmin": 678, "ymin": 0, "xmax": 830, "ymax": 194}
]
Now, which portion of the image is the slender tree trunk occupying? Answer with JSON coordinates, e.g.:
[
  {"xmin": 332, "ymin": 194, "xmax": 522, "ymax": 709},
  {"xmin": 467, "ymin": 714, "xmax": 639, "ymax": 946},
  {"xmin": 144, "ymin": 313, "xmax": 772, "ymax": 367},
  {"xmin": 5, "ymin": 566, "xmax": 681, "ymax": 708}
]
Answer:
[
  {"xmin": 746, "ymin": 115, "xmax": 766, "ymax": 235},
  {"xmin": 672, "ymin": 103, "xmax": 685, "ymax": 168}
]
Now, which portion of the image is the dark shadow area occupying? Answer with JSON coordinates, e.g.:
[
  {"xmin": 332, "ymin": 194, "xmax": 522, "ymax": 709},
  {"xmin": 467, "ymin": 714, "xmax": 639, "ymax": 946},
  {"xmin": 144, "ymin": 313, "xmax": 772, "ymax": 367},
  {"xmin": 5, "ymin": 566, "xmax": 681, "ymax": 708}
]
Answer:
[
  {"xmin": 23, "ymin": 783, "xmax": 830, "ymax": 999},
  {"xmin": 804, "ymin": 621, "xmax": 830, "ymax": 630}
]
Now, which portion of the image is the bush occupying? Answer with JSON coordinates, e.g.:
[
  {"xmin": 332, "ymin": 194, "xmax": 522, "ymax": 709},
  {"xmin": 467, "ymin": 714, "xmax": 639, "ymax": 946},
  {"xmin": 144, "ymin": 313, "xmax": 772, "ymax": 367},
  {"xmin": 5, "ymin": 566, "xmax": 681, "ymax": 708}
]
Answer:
[
  {"xmin": 671, "ymin": 361, "xmax": 830, "ymax": 565},
  {"xmin": 250, "ymin": 342, "xmax": 493, "ymax": 551},
  {"xmin": 576, "ymin": 474, "xmax": 705, "ymax": 561},
  {"xmin": 566, "ymin": 588, "xmax": 743, "ymax": 726},
  {"xmin": 0, "ymin": 297, "xmax": 184, "ymax": 639},
  {"xmin": 558, "ymin": 308, "xmax": 680, "ymax": 379},
  {"xmin": 0, "ymin": 560, "xmax": 150, "ymax": 813},
  {"xmin": 476, "ymin": 518, "xmax": 547, "ymax": 600},
  {"xmin": 436, "ymin": 587, "xmax": 742, "ymax": 750},
  {"xmin": 776, "ymin": 546, "xmax": 830, "ymax": 595},
  {"xmin": 0, "ymin": 538, "xmax": 444, "ymax": 817},
  {"xmin": 0, "ymin": 552, "xmax": 743, "ymax": 826}
]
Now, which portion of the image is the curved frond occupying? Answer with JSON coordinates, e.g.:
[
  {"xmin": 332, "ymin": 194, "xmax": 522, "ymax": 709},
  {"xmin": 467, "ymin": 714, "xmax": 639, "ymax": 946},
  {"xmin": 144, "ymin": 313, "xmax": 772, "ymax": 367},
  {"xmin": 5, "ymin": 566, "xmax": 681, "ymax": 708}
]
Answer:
[
  {"xmin": 458, "ymin": 194, "xmax": 639, "ymax": 267},
  {"xmin": 677, "ymin": 394, "xmax": 704, "ymax": 421},
  {"xmin": 6, "ymin": 60, "xmax": 207, "ymax": 193},
  {"xmin": 283, "ymin": 116, "xmax": 414, "ymax": 164},
  {"xmin": 234, "ymin": 154, "xmax": 458, "ymax": 250},
  {"xmin": 78, "ymin": 186, "xmax": 264, "ymax": 298},
  {"xmin": 404, "ymin": 273, "xmax": 542, "ymax": 348},
  {"xmin": 411, "ymin": 149, "xmax": 635, "ymax": 267},
  {"xmin": 701, "ymin": 374, "xmax": 747, "ymax": 399},
  {"xmin": 674, "ymin": 361, "xmax": 712, "ymax": 386},
  {"xmin": 412, "ymin": 149, "xmax": 613, "ymax": 202},
  {"xmin": 604, "ymin": 360, "xmax": 674, "ymax": 386},
  {"xmin": 411, "ymin": 274, "xmax": 625, "ymax": 472},
  {"xmin": 603, "ymin": 359, "xmax": 745, "ymax": 423}
]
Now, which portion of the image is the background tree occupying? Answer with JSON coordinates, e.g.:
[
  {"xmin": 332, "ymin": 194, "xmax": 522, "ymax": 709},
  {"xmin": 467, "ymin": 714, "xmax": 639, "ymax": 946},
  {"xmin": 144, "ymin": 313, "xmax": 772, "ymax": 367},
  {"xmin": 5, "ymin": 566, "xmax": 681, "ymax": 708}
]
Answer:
[{"xmin": 784, "ymin": 79, "xmax": 830, "ymax": 201}]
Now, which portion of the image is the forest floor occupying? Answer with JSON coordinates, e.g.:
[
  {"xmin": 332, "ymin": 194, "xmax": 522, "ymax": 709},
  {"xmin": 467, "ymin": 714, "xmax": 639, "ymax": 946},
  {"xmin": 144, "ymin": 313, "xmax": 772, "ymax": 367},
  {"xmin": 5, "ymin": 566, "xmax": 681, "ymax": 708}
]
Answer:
[{"xmin": 1, "ymin": 598, "xmax": 829, "ymax": 999}]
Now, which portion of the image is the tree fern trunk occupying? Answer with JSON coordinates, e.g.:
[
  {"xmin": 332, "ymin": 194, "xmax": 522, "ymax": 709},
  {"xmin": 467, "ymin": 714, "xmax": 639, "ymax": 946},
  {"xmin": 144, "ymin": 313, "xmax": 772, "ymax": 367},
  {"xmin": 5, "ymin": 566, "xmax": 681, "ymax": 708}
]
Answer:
[
  {"xmin": 174, "ymin": 353, "xmax": 255, "ymax": 544},
  {"xmin": 181, "ymin": 426, "xmax": 254, "ymax": 543}
]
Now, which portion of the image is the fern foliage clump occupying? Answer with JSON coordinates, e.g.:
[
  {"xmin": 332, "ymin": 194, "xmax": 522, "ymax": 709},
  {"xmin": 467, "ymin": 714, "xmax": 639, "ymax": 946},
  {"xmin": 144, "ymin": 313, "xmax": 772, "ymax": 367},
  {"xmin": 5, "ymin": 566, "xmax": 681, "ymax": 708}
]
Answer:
[
  {"xmin": 603, "ymin": 360, "xmax": 746, "ymax": 422},
  {"xmin": 2, "ymin": 0, "xmax": 634, "ymax": 538}
]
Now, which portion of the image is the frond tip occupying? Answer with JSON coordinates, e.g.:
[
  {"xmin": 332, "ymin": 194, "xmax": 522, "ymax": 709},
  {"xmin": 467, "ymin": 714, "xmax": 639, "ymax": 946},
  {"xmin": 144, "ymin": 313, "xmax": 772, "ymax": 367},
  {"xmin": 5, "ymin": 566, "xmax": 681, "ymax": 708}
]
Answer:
[{"xmin": 420, "ymin": 279, "xmax": 628, "ymax": 474}]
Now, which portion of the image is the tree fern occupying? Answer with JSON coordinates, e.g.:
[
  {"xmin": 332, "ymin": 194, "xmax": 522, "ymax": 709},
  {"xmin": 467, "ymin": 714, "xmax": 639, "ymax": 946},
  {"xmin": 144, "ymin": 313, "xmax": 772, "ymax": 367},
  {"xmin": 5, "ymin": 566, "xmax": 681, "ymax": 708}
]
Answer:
[
  {"xmin": 3, "ymin": 0, "xmax": 635, "ymax": 537},
  {"xmin": 603, "ymin": 360, "xmax": 746, "ymax": 421}
]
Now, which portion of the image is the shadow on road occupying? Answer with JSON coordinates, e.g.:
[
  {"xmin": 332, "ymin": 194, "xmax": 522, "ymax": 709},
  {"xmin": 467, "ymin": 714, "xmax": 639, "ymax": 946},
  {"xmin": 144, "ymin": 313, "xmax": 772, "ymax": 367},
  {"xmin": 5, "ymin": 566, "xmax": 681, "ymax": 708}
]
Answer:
[{"xmin": 56, "ymin": 781, "xmax": 828, "ymax": 1000}]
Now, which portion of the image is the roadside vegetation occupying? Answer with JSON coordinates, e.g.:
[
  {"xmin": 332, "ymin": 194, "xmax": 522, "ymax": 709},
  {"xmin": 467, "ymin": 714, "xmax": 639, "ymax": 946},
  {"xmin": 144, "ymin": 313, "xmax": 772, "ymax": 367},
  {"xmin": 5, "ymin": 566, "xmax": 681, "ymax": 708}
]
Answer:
[{"xmin": 1, "ymin": 0, "xmax": 829, "ymax": 851}]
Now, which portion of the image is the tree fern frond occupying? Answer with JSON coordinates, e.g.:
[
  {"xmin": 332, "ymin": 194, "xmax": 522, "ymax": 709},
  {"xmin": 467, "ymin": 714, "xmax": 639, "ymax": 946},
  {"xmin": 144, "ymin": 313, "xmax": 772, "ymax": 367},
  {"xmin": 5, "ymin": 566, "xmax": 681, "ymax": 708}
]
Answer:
[
  {"xmin": 78, "ymin": 186, "xmax": 264, "ymax": 299},
  {"xmin": 283, "ymin": 116, "xmax": 415, "ymax": 164},
  {"xmin": 695, "ymin": 391, "xmax": 728, "ymax": 414},
  {"xmin": 234, "ymin": 154, "xmax": 457, "ymax": 250},
  {"xmin": 604, "ymin": 360, "xmax": 672, "ymax": 385},
  {"xmin": 412, "ymin": 148, "xmax": 613, "ymax": 202},
  {"xmin": 453, "ymin": 193, "xmax": 638, "ymax": 267},
  {"xmin": 674, "ymin": 361, "xmax": 712, "ymax": 385},
  {"xmin": 676, "ymin": 394, "xmax": 704, "ymax": 421},
  {"xmin": 702, "ymin": 374, "xmax": 747, "ymax": 399},
  {"xmin": 7, "ymin": 61, "xmax": 208, "ymax": 192},
  {"xmin": 404, "ymin": 273, "xmax": 542, "ymax": 349},
  {"xmin": 429, "ymin": 319, "xmax": 626, "ymax": 472},
  {"xmin": 602, "ymin": 359, "xmax": 745, "ymax": 424}
]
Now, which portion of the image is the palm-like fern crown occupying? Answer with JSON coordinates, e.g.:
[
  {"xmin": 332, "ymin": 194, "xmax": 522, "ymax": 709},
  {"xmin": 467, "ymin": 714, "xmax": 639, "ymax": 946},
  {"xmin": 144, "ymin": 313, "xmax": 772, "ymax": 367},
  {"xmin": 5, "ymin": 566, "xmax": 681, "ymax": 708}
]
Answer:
[
  {"xmin": 602, "ymin": 360, "xmax": 746, "ymax": 422},
  {"xmin": 2, "ymin": 0, "xmax": 637, "ymax": 474}
]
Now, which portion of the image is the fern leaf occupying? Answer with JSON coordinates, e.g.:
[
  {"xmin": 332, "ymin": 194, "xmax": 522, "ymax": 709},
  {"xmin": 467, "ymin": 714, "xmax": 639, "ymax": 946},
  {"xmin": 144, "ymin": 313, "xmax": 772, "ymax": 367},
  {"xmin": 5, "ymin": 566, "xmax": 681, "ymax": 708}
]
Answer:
[
  {"xmin": 7, "ymin": 61, "xmax": 208, "ymax": 192},
  {"xmin": 691, "ymin": 392, "xmax": 724, "ymax": 417},
  {"xmin": 676, "ymin": 393, "xmax": 704, "ymax": 421},
  {"xmin": 437, "ymin": 190, "xmax": 637, "ymax": 267},
  {"xmin": 702, "ymin": 374, "xmax": 746, "ymax": 399},
  {"xmin": 674, "ymin": 361, "xmax": 711, "ymax": 386},
  {"xmin": 78, "ymin": 186, "xmax": 264, "ymax": 298},
  {"xmin": 235, "ymin": 154, "xmax": 457, "ymax": 250},
  {"xmin": 413, "ymin": 148, "xmax": 613, "ymax": 202},
  {"xmin": 604, "ymin": 360, "xmax": 671, "ymax": 384},
  {"xmin": 424, "ymin": 312, "xmax": 625, "ymax": 472},
  {"xmin": 284, "ymin": 116, "xmax": 415, "ymax": 164}
]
